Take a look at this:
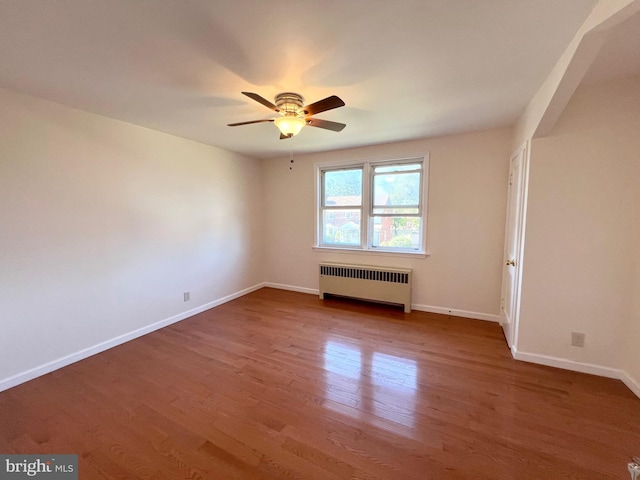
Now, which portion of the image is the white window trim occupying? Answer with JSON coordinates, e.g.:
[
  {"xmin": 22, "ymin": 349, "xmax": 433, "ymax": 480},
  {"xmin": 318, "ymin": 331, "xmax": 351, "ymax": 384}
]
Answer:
[{"xmin": 314, "ymin": 153, "xmax": 430, "ymax": 256}]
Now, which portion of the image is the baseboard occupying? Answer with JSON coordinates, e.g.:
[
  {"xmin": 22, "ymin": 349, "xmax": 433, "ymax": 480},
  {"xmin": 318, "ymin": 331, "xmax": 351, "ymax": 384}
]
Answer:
[
  {"xmin": 263, "ymin": 282, "xmax": 319, "ymax": 295},
  {"xmin": 0, "ymin": 282, "xmax": 265, "ymax": 393},
  {"xmin": 412, "ymin": 304, "xmax": 500, "ymax": 322},
  {"xmin": 513, "ymin": 349, "xmax": 640, "ymax": 400},
  {"xmin": 619, "ymin": 370, "xmax": 640, "ymax": 399},
  {"xmin": 7, "ymin": 282, "xmax": 638, "ymax": 401},
  {"xmin": 264, "ymin": 283, "xmax": 500, "ymax": 322},
  {"xmin": 513, "ymin": 349, "xmax": 622, "ymax": 379}
]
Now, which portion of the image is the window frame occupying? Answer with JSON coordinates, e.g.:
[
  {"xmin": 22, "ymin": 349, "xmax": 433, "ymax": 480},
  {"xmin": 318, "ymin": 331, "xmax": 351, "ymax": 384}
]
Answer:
[{"xmin": 315, "ymin": 154, "xmax": 429, "ymax": 256}]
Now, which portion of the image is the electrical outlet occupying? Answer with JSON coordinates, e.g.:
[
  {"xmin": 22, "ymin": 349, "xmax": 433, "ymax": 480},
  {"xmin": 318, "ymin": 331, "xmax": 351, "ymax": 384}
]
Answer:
[
  {"xmin": 571, "ymin": 332, "xmax": 585, "ymax": 347},
  {"xmin": 183, "ymin": 292, "xmax": 190, "ymax": 302}
]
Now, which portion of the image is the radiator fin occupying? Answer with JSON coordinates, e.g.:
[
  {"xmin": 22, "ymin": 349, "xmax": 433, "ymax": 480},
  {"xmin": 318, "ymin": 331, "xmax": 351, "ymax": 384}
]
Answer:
[{"xmin": 319, "ymin": 265, "xmax": 409, "ymax": 284}]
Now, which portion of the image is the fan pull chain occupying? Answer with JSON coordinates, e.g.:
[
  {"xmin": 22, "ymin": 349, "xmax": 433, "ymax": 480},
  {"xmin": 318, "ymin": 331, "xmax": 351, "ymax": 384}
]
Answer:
[{"xmin": 289, "ymin": 136, "xmax": 294, "ymax": 171}]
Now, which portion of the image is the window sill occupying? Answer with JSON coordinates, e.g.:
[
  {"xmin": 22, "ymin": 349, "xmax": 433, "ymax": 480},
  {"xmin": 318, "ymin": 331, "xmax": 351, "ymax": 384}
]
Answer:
[{"xmin": 312, "ymin": 246, "xmax": 429, "ymax": 258}]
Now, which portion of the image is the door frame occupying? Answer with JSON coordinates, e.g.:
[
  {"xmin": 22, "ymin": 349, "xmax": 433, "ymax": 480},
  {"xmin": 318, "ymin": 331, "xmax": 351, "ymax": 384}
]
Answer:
[{"xmin": 500, "ymin": 141, "xmax": 530, "ymax": 354}]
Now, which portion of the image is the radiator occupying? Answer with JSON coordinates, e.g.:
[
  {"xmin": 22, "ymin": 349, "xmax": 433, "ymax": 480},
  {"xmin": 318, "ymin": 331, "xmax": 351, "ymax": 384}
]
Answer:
[{"xmin": 319, "ymin": 263, "xmax": 412, "ymax": 313}]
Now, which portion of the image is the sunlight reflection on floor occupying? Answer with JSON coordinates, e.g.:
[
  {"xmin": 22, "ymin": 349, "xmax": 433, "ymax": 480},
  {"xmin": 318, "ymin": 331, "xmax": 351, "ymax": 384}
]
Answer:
[{"xmin": 323, "ymin": 340, "xmax": 418, "ymax": 433}]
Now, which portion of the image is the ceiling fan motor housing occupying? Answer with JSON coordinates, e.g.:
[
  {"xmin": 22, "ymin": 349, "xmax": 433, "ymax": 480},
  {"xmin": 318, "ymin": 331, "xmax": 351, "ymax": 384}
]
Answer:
[
  {"xmin": 275, "ymin": 92, "xmax": 305, "ymax": 116},
  {"xmin": 228, "ymin": 91, "xmax": 346, "ymax": 136}
]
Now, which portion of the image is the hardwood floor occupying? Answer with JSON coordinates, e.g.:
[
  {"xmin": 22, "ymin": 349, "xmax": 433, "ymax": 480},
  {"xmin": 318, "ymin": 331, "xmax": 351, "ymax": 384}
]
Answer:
[{"xmin": 1, "ymin": 288, "xmax": 639, "ymax": 479}]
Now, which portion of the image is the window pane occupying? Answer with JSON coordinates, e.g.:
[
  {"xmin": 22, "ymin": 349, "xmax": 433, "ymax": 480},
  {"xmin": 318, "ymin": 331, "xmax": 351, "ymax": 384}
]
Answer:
[
  {"xmin": 371, "ymin": 216, "xmax": 421, "ymax": 249},
  {"xmin": 373, "ymin": 171, "xmax": 420, "ymax": 208},
  {"xmin": 323, "ymin": 169, "xmax": 362, "ymax": 206},
  {"xmin": 322, "ymin": 209, "xmax": 361, "ymax": 245}
]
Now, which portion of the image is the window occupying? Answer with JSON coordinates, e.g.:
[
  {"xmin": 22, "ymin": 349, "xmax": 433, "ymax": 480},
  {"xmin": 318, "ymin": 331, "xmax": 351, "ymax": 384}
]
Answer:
[{"xmin": 317, "ymin": 155, "xmax": 428, "ymax": 254}]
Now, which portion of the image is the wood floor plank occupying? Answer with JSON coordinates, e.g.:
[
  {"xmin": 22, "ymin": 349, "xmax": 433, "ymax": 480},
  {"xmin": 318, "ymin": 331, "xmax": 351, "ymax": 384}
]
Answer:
[{"xmin": 1, "ymin": 287, "xmax": 639, "ymax": 479}]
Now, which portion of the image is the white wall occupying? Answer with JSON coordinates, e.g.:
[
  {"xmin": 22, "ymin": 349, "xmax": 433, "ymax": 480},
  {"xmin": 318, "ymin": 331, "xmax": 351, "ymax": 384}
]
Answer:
[
  {"xmin": 0, "ymin": 87, "xmax": 264, "ymax": 388},
  {"xmin": 517, "ymin": 76, "xmax": 640, "ymax": 377},
  {"xmin": 262, "ymin": 128, "xmax": 511, "ymax": 319}
]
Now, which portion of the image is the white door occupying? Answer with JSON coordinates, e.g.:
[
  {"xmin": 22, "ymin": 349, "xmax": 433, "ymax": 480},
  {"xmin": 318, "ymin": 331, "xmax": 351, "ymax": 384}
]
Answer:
[{"xmin": 501, "ymin": 144, "xmax": 527, "ymax": 350}]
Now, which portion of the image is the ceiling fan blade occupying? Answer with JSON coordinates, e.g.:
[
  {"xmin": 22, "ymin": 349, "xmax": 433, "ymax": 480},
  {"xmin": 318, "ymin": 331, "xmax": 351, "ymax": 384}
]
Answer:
[
  {"xmin": 227, "ymin": 119, "xmax": 274, "ymax": 127},
  {"xmin": 306, "ymin": 118, "xmax": 346, "ymax": 132},
  {"xmin": 303, "ymin": 95, "xmax": 345, "ymax": 115},
  {"xmin": 242, "ymin": 92, "xmax": 279, "ymax": 112}
]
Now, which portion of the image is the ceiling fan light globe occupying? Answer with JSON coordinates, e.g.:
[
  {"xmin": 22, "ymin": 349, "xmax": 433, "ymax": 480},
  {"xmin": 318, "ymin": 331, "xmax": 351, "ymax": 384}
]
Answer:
[{"xmin": 274, "ymin": 116, "xmax": 306, "ymax": 137}]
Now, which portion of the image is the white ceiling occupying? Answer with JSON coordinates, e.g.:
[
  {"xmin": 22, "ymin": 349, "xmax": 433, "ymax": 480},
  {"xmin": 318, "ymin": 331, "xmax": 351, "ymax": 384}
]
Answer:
[{"xmin": 0, "ymin": 0, "xmax": 610, "ymax": 159}]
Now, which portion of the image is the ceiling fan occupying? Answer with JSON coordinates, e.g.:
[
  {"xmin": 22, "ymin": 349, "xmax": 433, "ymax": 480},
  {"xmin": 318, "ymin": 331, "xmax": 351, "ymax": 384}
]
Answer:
[{"xmin": 228, "ymin": 92, "xmax": 346, "ymax": 139}]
